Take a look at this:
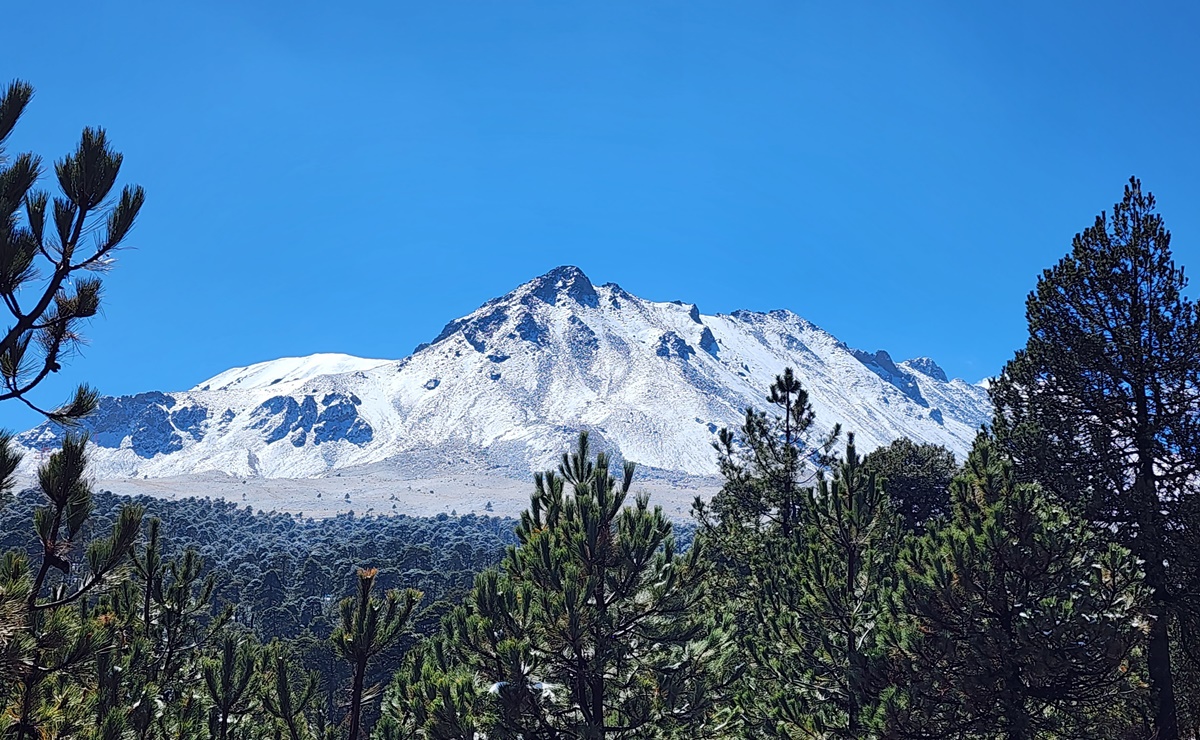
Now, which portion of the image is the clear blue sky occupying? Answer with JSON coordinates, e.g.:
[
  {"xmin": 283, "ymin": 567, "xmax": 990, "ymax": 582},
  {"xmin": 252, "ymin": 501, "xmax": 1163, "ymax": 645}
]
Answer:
[{"xmin": 4, "ymin": 1, "xmax": 1198, "ymax": 431}]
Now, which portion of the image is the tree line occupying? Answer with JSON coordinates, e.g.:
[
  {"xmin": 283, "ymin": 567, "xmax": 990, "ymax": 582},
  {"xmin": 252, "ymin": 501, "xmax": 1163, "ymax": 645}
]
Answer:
[{"xmin": 2, "ymin": 79, "xmax": 1199, "ymax": 738}]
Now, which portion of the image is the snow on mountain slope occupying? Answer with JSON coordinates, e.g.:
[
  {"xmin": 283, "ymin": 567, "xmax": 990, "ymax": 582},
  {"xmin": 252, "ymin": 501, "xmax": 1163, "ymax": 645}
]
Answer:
[
  {"xmin": 195, "ymin": 354, "xmax": 392, "ymax": 393},
  {"xmin": 16, "ymin": 266, "xmax": 992, "ymax": 481}
]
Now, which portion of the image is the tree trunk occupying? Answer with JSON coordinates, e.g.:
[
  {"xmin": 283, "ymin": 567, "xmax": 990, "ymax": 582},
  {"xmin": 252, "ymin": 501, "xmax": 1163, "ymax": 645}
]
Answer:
[
  {"xmin": 1001, "ymin": 665, "xmax": 1028, "ymax": 740},
  {"xmin": 1135, "ymin": 386, "xmax": 1179, "ymax": 740},
  {"xmin": 1146, "ymin": 573, "xmax": 1179, "ymax": 740},
  {"xmin": 348, "ymin": 657, "xmax": 367, "ymax": 740},
  {"xmin": 591, "ymin": 546, "xmax": 607, "ymax": 740},
  {"xmin": 15, "ymin": 676, "xmax": 36, "ymax": 740},
  {"xmin": 28, "ymin": 505, "xmax": 65, "ymax": 608},
  {"xmin": 846, "ymin": 531, "xmax": 860, "ymax": 737}
]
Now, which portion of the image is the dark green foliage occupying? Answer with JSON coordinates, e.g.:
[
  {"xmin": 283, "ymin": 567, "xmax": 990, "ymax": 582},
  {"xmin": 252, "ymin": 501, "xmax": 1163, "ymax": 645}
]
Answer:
[
  {"xmin": 0, "ymin": 431, "xmax": 20, "ymax": 504},
  {"xmin": 743, "ymin": 435, "xmax": 899, "ymax": 738},
  {"xmin": 692, "ymin": 370, "xmax": 845, "ymax": 736},
  {"xmin": 133, "ymin": 516, "xmax": 231, "ymax": 690},
  {"xmin": 380, "ymin": 432, "xmax": 729, "ymax": 739},
  {"xmin": 204, "ymin": 635, "xmax": 259, "ymax": 740},
  {"xmin": 0, "ymin": 550, "xmax": 29, "ymax": 705},
  {"xmin": 696, "ymin": 370, "xmax": 895, "ymax": 738},
  {"xmin": 1, "ymin": 476, "xmax": 502, "ymax": 740},
  {"xmin": 1, "ymin": 491, "xmax": 516, "ymax": 639},
  {"xmin": 0, "ymin": 488, "xmax": 517, "ymax": 737},
  {"xmin": 1, "ymin": 438, "xmax": 143, "ymax": 740},
  {"xmin": 1172, "ymin": 616, "xmax": 1200, "ymax": 740},
  {"xmin": 990, "ymin": 177, "xmax": 1200, "ymax": 739},
  {"xmin": 886, "ymin": 435, "xmax": 1148, "ymax": 739},
  {"xmin": 861, "ymin": 438, "xmax": 957, "ymax": 531},
  {"xmin": 703, "ymin": 368, "xmax": 840, "ymax": 539},
  {"xmin": 93, "ymin": 516, "xmax": 234, "ymax": 740},
  {"xmin": 261, "ymin": 641, "xmax": 322, "ymax": 740}
]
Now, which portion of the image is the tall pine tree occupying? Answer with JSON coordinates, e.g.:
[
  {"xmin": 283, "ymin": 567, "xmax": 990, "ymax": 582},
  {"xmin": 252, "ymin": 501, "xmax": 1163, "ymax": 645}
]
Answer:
[
  {"xmin": 701, "ymin": 368, "xmax": 840, "ymax": 539},
  {"xmin": 886, "ymin": 434, "xmax": 1148, "ymax": 739},
  {"xmin": 991, "ymin": 177, "xmax": 1200, "ymax": 738},
  {"xmin": 380, "ymin": 432, "xmax": 728, "ymax": 740},
  {"xmin": 746, "ymin": 434, "xmax": 898, "ymax": 738},
  {"xmin": 331, "ymin": 568, "xmax": 420, "ymax": 740},
  {"xmin": 692, "ymin": 368, "xmax": 841, "ymax": 709},
  {"xmin": 0, "ymin": 78, "xmax": 145, "ymax": 736}
]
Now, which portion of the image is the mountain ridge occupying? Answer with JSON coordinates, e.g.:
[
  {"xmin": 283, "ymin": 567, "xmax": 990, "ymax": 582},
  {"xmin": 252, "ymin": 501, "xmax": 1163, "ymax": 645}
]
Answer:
[{"xmin": 16, "ymin": 266, "xmax": 992, "ymax": 483}]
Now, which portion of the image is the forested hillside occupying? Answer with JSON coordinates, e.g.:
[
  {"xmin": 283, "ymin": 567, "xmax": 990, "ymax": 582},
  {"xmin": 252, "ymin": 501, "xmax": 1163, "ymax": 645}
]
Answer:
[
  {"xmin": 0, "ymin": 489, "xmax": 517, "ymax": 732},
  {"xmin": 0, "ymin": 490, "xmax": 518, "ymax": 640}
]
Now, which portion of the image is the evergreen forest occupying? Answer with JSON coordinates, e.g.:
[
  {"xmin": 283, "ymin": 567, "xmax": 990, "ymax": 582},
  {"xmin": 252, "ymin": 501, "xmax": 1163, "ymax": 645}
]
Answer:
[{"xmin": 4, "ymin": 81, "xmax": 1200, "ymax": 740}]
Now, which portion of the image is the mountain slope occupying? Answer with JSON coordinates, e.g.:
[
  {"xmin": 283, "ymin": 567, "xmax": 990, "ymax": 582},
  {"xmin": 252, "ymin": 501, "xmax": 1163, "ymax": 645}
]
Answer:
[{"xmin": 16, "ymin": 266, "xmax": 991, "ymax": 481}]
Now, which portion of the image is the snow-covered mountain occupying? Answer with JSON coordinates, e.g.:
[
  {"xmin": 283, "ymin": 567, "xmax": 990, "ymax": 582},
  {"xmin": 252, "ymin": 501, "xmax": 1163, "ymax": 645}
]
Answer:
[{"xmin": 16, "ymin": 266, "xmax": 991, "ymax": 482}]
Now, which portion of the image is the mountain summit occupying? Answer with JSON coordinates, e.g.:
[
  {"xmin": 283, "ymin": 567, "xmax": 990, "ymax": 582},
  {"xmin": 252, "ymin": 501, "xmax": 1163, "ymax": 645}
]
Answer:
[{"xmin": 17, "ymin": 266, "xmax": 991, "ymax": 481}]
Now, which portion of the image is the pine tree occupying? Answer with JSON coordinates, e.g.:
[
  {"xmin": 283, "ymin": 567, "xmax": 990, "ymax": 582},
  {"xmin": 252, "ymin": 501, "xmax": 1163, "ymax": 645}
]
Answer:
[
  {"xmin": 1171, "ymin": 615, "xmax": 1200, "ymax": 739},
  {"xmin": 203, "ymin": 634, "xmax": 260, "ymax": 740},
  {"xmin": 376, "ymin": 615, "xmax": 489, "ymax": 740},
  {"xmin": 701, "ymin": 368, "xmax": 839, "ymax": 539},
  {"xmin": 990, "ymin": 177, "xmax": 1200, "ymax": 738},
  {"xmin": 261, "ymin": 641, "xmax": 321, "ymax": 740},
  {"xmin": 0, "ymin": 431, "xmax": 21, "ymax": 507},
  {"xmin": 0, "ymin": 78, "xmax": 144, "ymax": 735},
  {"xmin": 331, "ymin": 568, "xmax": 420, "ymax": 740},
  {"xmin": 0, "ymin": 79, "xmax": 144, "ymax": 421},
  {"xmin": 0, "ymin": 548, "xmax": 29, "ymax": 709},
  {"xmin": 380, "ymin": 432, "xmax": 728, "ymax": 740},
  {"xmin": 1, "ymin": 436, "xmax": 143, "ymax": 740},
  {"xmin": 886, "ymin": 435, "xmax": 1148, "ymax": 739},
  {"xmin": 692, "ymin": 369, "xmax": 840, "ymax": 712},
  {"xmin": 100, "ymin": 518, "xmax": 232, "ymax": 740},
  {"xmin": 746, "ymin": 434, "xmax": 898, "ymax": 738},
  {"xmin": 692, "ymin": 369, "xmax": 861, "ymax": 737},
  {"xmin": 861, "ymin": 438, "xmax": 957, "ymax": 532}
]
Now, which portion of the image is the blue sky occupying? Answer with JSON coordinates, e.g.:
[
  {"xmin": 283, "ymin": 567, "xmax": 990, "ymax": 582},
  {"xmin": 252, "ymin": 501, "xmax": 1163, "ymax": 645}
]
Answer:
[{"xmin": 4, "ymin": 1, "xmax": 1198, "ymax": 431}]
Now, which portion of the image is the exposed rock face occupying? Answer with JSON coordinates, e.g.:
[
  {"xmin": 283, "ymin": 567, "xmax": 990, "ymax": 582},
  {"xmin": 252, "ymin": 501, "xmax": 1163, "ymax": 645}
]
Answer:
[{"xmin": 903, "ymin": 356, "xmax": 950, "ymax": 382}]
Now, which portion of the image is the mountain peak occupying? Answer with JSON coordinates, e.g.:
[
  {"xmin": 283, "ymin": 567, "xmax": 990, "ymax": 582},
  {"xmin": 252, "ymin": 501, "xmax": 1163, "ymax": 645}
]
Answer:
[
  {"xmin": 542, "ymin": 264, "xmax": 587, "ymax": 280},
  {"xmin": 423, "ymin": 267, "xmax": 600, "ymax": 354},
  {"xmin": 523, "ymin": 265, "xmax": 599, "ymax": 308}
]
